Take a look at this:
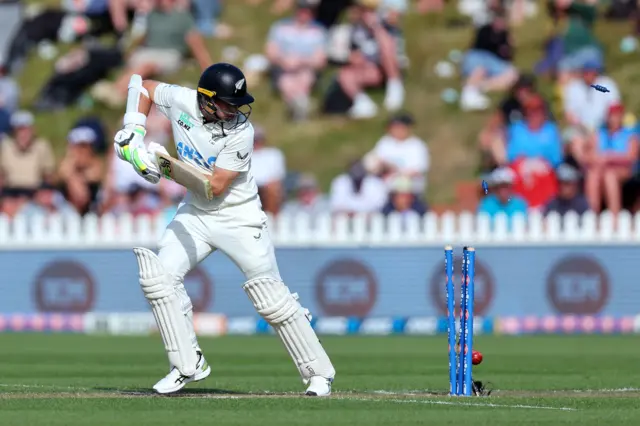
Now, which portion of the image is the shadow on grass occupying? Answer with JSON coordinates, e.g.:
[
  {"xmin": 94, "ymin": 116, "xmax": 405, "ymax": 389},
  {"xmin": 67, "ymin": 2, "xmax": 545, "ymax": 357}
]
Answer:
[{"xmin": 93, "ymin": 387, "xmax": 249, "ymax": 397}]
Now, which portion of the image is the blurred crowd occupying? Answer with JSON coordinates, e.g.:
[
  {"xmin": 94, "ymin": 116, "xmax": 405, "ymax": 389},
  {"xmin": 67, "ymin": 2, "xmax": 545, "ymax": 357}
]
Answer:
[
  {"xmin": 0, "ymin": 0, "xmax": 639, "ymax": 226},
  {"xmin": 472, "ymin": 0, "xmax": 640, "ymax": 222}
]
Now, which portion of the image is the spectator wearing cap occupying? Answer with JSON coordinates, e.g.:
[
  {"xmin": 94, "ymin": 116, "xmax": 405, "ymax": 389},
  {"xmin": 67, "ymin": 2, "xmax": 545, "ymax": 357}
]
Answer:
[
  {"xmin": 381, "ymin": 174, "xmax": 428, "ymax": 216},
  {"xmin": 266, "ymin": 0, "xmax": 327, "ymax": 121},
  {"xmin": 19, "ymin": 183, "xmax": 76, "ymax": 219},
  {"xmin": 0, "ymin": 188, "xmax": 30, "ymax": 219},
  {"xmin": 584, "ymin": 103, "xmax": 639, "ymax": 214},
  {"xmin": 0, "ymin": 111, "xmax": 56, "ymax": 195},
  {"xmin": 479, "ymin": 74, "xmax": 552, "ymax": 171},
  {"xmin": 460, "ymin": 8, "xmax": 518, "ymax": 111},
  {"xmin": 492, "ymin": 95, "xmax": 562, "ymax": 169},
  {"xmin": 281, "ymin": 173, "xmax": 330, "ymax": 217},
  {"xmin": 58, "ymin": 126, "xmax": 104, "ymax": 215},
  {"xmin": 477, "ymin": 167, "xmax": 528, "ymax": 219},
  {"xmin": 364, "ymin": 112, "xmax": 429, "ymax": 193},
  {"xmin": 251, "ymin": 127, "xmax": 286, "ymax": 215},
  {"xmin": 562, "ymin": 60, "xmax": 620, "ymax": 165},
  {"xmin": 544, "ymin": 163, "xmax": 590, "ymax": 216},
  {"xmin": 335, "ymin": 0, "xmax": 405, "ymax": 119},
  {"xmin": 330, "ymin": 159, "xmax": 387, "ymax": 214}
]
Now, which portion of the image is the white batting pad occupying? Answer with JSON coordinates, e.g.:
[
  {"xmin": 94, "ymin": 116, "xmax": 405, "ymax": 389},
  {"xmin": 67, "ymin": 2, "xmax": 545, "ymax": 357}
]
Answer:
[
  {"xmin": 134, "ymin": 247, "xmax": 197, "ymax": 376},
  {"xmin": 243, "ymin": 278, "xmax": 335, "ymax": 382}
]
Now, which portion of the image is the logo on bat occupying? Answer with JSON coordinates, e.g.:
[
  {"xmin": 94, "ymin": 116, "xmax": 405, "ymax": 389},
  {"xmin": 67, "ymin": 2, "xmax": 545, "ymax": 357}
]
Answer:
[{"xmin": 158, "ymin": 157, "xmax": 173, "ymax": 179}]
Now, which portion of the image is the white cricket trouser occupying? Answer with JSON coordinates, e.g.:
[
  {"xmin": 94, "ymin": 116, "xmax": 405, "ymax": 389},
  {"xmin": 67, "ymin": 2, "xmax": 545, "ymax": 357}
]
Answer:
[{"xmin": 158, "ymin": 201, "xmax": 281, "ymax": 284}]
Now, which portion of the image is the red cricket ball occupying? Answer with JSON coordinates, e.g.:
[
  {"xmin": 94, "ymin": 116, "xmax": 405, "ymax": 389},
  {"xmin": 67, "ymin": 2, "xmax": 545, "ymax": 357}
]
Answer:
[{"xmin": 472, "ymin": 350, "xmax": 483, "ymax": 365}]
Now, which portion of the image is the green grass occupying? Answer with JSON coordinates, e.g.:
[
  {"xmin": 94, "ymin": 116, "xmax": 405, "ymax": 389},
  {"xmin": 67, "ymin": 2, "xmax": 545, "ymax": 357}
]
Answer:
[
  {"xmin": 1, "ymin": 334, "xmax": 640, "ymax": 425},
  {"xmin": 19, "ymin": 1, "xmax": 640, "ymax": 204}
]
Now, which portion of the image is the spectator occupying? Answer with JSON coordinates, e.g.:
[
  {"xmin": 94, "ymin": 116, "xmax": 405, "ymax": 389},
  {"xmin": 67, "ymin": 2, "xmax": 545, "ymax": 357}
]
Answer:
[
  {"xmin": 562, "ymin": 61, "xmax": 620, "ymax": 165},
  {"xmin": 479, "ymin": 74, "xmax": 549, "ymax": 170},
  {"xmin": 266, "ymin": 0, "xmax": 327, "ymax": 121},
  {"xmin": 330, "ymin": 159, "xmax": 387, "ymax": 214},
  {"xmin": 364, "ymin": 112, "xmax": 429, "ymax": 193},
  {"xmin": 544, "ymin": 163, "xmax": 590, "ymax": 215},
  {"xmin": 477, "ymin": 167, "xmax": 528, "ymax": 218},
  {"xmin": 584, "ymin": 103, "xmax": 639, "ymax": 214},
  {"xmin": 492, "ymin": 95, "xmax": 563, "ymax": 168},
  {"xmin": 19, "ymin": 183, "xmax": 76, "ymax": 219},
  {"xmin": 553, "ymin": 0, "xmax": 602, "ymax": 84},
  {"xmin": 92, "ymin": 0, "xmax": 212, "ymax": 107},
  {"xmin": 0, "ymin": 111, "xmax": 56, "ymax": 194},
  {"xmin": 0, "ymin": 188, "xmax": 30, "ymax": 219},
  {"xmin": 281, "ymin": 173, "xmax": 330, "ymax": 217},
  {"xmin": 252, "ymin": 127, "xmax": 286, "ymax": 215},
  {"xmin": 381, "ymin": 175, "xmax": 428, "ymax": 216},
  {"xmin": 335, "ymin": 0, "xmax": 404, "ymax": 119},
  {"xmin": 460, "ymin": 9, "xmax": 518, "ymax": 111},
  {"xmin": 58, "ymin": 127, "xmax": 105, "ymax": 215}
]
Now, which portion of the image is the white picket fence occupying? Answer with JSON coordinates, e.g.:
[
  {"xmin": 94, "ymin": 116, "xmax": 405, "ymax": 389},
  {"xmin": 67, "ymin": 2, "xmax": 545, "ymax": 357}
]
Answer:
[{"xmin": 1, "ymin": 210, "xmax": 640, "ymax": 249}]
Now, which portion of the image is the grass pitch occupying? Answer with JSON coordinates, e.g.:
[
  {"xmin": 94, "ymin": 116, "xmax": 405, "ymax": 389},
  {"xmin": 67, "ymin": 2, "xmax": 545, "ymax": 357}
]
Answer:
[{"xmin": 1, "ymin": 334, "xmax": 640, "ymax": 425}]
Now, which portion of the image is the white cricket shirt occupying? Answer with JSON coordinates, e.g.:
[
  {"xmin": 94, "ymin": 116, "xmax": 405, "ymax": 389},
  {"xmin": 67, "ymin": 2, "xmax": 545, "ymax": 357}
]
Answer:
[{"xmin": 153, "ymin": 83, "xmax": 258, "ymax": 211}]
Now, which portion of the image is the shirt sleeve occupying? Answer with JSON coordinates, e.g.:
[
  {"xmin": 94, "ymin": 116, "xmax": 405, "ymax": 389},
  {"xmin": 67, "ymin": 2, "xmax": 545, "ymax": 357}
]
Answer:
[
  {"xmin": 214, "ymin": 127, "xmax": 254, "ymax": 172},
  {"xmin": 153, "ymin": 83, "xmax": 191, "ymax": 119},
  {"xmin": 38, "ymin": 140, "xmax": 56, "ymax": 176}
]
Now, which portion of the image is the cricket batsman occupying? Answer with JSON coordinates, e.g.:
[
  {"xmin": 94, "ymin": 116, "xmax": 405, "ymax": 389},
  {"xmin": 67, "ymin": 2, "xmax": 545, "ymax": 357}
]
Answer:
[{"xmin": 112, "ymin": 63, "xmax": 335, "ymax": 396}]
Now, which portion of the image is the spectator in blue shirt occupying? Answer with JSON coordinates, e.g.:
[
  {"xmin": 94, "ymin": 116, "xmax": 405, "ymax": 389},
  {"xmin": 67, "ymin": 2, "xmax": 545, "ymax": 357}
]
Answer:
[
  {"xmin": 500, "ymin": 94, "xmax": 563, "ymax": 168},
  {"xmin": 477, "ymin": 167, "xmax": 528, "ymax": 220},
  {"xmin": 584, "ymin": 103, "xmax": 638, "ymax": 214}
]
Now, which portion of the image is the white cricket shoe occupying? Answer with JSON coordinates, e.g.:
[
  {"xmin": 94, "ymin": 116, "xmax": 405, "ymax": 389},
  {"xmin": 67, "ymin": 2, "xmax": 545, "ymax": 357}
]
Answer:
[
  {"xmin": 153, "ymin": 351, "xmax": 211, "ymax": 394},
  {"xmin": 305, "ymin": 376, "xmax": 333, "ymax": 397}
]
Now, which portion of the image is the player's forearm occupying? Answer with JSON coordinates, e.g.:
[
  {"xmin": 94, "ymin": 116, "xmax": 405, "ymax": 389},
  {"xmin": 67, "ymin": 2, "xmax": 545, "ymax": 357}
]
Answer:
[{"xmin": 206, "ymin": 168, "xmax": 239, "ymax": 197}]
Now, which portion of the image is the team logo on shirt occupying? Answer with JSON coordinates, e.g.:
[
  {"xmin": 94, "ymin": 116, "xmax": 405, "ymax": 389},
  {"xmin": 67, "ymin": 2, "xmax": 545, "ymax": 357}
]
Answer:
[
  {"xmin": 236, "ymin": 151, "xmax": 248, "ymax": 160},
  {"xmin": 177, "ymin": 112, "xmax": 194, "ymax": 131},
  {"xmin": 176, "ymin": 141, "xmax": 216, "ymax": 171}
]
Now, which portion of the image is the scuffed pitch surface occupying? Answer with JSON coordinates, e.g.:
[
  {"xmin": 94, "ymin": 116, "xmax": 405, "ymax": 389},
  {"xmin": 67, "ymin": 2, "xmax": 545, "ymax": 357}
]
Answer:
[{"xmin": 1, "ymin": 335, "xmax": 640, "ymax": 425}]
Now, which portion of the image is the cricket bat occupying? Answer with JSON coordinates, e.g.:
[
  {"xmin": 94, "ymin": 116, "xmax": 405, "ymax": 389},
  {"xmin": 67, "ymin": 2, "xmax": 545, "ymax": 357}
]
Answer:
[{"xmin": 155, "ymin": 152, "xmax": 214, "ymax": 200}]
